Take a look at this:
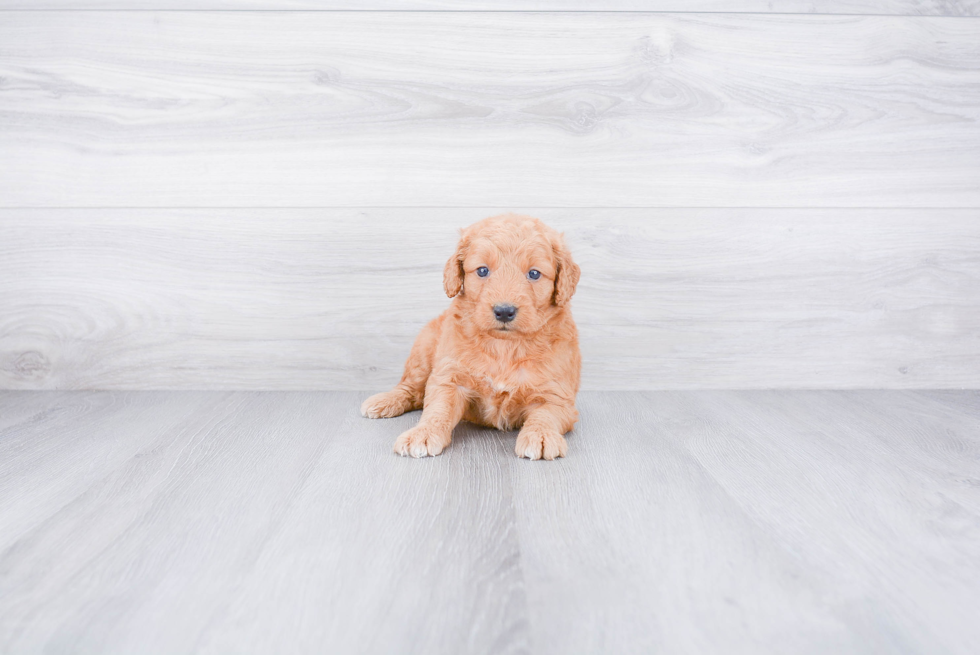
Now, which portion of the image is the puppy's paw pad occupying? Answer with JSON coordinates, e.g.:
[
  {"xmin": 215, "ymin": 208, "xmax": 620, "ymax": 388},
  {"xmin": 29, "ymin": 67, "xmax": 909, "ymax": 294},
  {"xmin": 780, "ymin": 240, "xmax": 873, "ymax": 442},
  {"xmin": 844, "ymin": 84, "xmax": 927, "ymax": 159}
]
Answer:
[
  {"xmin": 361, "ymin": 391, "xmax": 409, "ymax": 419},
  {"xmin": 516, "ymin": 430, "xmax": 567, "ymax": 461}
]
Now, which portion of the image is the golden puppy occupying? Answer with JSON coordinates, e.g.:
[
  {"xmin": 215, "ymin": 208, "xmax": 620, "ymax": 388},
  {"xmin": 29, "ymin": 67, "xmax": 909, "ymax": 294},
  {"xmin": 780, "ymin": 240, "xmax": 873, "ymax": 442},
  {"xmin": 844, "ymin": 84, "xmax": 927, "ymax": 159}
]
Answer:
[{"xmin": 361, "ymin": 213, "xmax": 581, "ymax": 460}]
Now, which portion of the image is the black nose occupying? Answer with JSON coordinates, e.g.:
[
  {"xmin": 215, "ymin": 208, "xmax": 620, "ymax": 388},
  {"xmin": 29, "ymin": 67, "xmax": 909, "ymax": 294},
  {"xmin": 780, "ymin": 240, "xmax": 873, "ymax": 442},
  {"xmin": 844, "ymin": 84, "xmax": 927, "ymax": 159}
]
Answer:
[{"xmin": 493, "ymin": 304, "xmax": 518, "ymax": 323}]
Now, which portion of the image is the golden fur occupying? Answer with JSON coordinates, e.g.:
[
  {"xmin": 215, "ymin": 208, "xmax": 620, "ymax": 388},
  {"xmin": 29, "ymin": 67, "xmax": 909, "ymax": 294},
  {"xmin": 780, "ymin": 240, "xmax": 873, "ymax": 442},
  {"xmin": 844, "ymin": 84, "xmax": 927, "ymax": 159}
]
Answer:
[{"xmin": 361, "ymin": 213, "xmax": 581, "ymax": 460}]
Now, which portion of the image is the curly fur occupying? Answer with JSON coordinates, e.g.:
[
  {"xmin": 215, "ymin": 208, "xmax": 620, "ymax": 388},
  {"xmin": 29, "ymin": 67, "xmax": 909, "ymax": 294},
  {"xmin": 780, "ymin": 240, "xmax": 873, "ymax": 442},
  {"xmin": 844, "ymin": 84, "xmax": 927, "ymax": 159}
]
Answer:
[{"xmin": 361, "ymin": 213, "xmax": 581, "ymax": 460}]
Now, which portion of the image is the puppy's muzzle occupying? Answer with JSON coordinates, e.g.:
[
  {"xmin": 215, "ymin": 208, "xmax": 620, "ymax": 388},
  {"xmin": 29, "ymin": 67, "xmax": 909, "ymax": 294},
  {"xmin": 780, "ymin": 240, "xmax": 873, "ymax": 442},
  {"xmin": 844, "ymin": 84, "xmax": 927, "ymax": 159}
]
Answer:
[{"xmin": 493, "ymin": 304, "xmax": 518, "ymax": 323}]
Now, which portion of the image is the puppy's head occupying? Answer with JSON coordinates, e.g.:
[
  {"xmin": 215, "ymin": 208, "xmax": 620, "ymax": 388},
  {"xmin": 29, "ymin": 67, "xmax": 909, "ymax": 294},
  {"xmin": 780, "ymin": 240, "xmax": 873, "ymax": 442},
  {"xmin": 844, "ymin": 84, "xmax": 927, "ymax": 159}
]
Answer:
[{"xmin": 443, "ymin": 214, "xmax": 580, "ymax": 337}]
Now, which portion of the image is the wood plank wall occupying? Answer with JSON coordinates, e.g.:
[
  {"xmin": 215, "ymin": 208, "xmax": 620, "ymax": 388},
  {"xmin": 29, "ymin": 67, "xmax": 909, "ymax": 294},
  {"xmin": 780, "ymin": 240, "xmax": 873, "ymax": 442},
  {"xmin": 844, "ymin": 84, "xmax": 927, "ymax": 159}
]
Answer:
[
  {"xmin": 3, "ymin": 2, "xmax": 979, "ymax": 14},
  {"xmin": 1, "ymin": 4, "xmax": 978, "ymax": 390}
]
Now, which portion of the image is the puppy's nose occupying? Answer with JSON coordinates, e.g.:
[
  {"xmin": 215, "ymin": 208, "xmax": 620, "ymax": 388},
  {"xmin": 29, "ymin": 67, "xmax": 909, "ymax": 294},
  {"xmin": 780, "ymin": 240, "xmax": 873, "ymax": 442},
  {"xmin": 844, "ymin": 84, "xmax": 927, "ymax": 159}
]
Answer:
[{"xmin": 493, "ymin": 304, "xmax": 518, "ymax": 323}]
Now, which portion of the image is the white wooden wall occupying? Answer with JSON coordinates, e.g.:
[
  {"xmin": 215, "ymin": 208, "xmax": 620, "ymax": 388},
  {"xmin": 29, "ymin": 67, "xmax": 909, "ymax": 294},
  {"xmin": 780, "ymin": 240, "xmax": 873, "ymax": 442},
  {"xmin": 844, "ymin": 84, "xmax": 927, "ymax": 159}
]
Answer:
[{"xmin": 1, "ymin": 3, "xmax": 978, "ymax": 390}]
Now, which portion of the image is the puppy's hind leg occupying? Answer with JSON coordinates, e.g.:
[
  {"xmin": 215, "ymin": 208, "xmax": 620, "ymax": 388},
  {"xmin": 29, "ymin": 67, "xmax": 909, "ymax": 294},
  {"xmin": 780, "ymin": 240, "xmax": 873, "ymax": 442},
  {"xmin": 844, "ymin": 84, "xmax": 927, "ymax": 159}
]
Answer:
[{"xmin": 361, "ymin": 315, "xmax": 443, "ymax": 419}]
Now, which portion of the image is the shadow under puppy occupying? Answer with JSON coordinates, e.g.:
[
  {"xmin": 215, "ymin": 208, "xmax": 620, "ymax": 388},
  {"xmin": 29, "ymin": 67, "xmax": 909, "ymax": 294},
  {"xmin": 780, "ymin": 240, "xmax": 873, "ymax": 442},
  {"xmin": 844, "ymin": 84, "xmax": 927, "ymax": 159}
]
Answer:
[{"xmin": 361, "ymin": 213, "xmax": 581, "ymax": 460}]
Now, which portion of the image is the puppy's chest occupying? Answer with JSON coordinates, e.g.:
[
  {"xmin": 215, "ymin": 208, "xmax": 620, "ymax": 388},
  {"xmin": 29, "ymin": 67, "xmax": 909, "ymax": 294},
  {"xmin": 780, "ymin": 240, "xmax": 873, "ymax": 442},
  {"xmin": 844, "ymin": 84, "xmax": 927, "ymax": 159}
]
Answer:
[
  {"xmin": 478, "ymin": 367, "xmax": 529, "ymax": 397},
  {"xmin": 463, "ymin": 360, "xmax": 533, "ymax": 429}
]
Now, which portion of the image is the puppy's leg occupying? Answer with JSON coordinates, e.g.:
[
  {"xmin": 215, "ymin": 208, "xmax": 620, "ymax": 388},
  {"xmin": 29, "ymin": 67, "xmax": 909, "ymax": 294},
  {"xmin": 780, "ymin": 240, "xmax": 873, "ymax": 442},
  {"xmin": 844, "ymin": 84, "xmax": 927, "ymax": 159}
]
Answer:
[
  {"xmin": 393, "ymin": 381, "xmax": 465, "ymax": 458},
  {"xmin": 361, "ymin": 316, "xmax": 442, "ymax": 419},
  {"xmin": 516, "ymin": 403, "xmax": 577, "ymax": 460}
]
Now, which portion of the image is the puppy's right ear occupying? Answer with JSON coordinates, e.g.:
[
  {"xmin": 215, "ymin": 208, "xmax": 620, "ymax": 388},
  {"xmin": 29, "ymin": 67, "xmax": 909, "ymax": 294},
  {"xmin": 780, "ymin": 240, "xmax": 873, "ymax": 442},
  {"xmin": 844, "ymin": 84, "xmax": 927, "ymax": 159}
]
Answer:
[{"xmin": 443, "ymin": 234, "xmax": 467, "ymax": 298}]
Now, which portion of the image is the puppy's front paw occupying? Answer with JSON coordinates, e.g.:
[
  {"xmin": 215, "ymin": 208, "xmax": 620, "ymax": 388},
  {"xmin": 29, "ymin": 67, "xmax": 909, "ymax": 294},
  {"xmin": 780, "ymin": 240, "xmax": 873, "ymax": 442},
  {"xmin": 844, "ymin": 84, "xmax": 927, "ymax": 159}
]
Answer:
[
  {"xmin": 393, "ymin": 426, "xmax": 451, "ymax": 458},
  {"xmin": 361, "ymin": 391, "xmax": 411, "ymax": 419},
  {"xmin": 515, "ymin": 428, "xmax": 567, "ymax": 460}
]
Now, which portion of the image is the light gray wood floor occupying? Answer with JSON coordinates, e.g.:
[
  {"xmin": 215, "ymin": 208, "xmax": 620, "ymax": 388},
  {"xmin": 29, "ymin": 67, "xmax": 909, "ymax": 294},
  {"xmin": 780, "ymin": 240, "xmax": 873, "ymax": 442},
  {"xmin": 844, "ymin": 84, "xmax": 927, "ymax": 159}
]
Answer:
[{"xmin": 1, "ymin": 390, "xmax": 978, "ymax": 654}]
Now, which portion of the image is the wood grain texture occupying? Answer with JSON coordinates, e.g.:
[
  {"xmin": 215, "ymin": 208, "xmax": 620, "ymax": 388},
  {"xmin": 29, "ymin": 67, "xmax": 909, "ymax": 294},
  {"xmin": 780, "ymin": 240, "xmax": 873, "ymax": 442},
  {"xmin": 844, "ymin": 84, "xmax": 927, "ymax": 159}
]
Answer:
[
  {"xmin": 2, "ymin": 208, "xmax": 977, "ymax": 391},
  {"xmin": 1, "ymin": 12, "xmax": 978, "ymax": 207},
  {"xmin": 2, "ymin": 2, "xmax": 979, "ymax": 15},
  {"xmin": 0, "ymin": 391, "xmax": 528, "ymax": 654},
  {"xmin": 1, "ymin": 390, "xmax": 978, "ymax": 653},
  {"xmin": 508, "ymin": 390, "xmax": 980, "ymax": 654}
]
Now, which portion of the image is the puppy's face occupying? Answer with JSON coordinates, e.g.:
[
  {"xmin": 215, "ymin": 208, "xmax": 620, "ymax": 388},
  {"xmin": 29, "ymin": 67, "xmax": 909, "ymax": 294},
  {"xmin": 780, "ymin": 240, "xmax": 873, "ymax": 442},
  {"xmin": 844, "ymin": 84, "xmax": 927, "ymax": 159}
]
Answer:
[{"xmin": 443, "ymin": 215, "xmax": 580, "ymax": 337}]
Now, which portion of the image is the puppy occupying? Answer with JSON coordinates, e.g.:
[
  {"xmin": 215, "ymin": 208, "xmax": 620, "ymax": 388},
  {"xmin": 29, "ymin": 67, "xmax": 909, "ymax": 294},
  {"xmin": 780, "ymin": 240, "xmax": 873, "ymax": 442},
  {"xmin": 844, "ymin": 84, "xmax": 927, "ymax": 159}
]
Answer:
[{"xmin": 361, "ymin": 213, "xmax": 581, "ymax": 460}]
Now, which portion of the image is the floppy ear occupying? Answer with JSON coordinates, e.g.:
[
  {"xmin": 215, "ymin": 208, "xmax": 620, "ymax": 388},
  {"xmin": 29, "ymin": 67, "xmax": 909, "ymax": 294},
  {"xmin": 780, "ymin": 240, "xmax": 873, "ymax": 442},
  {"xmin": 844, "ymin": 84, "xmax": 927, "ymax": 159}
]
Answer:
[
  {"xmin": 443, "ymin": 233, "xmax": 467, "ymax": 298},
  {"xmin": 553, "ymin": 234, "xmax": 580, "ymax": 307}
]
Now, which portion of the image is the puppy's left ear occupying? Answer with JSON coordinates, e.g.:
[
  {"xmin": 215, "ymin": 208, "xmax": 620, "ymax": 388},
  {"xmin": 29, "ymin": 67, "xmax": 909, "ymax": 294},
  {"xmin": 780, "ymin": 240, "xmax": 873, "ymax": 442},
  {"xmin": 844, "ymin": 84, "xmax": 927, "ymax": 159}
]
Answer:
[
  {"xmin": 553, "ymin": 234, "xmax": 580, "ymax": 307},
  {"xmin": 443, "ymin": 233, "xmax": 468, "ymax": 298}
]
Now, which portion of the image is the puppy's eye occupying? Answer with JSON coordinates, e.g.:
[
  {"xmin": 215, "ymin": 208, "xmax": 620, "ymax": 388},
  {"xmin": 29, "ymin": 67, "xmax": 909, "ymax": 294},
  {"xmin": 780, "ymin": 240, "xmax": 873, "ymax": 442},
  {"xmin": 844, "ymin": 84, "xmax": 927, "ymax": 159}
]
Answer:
[
  {"xmin": 476, "ymin": 266, "xmax": 489, "ymax": 278},
  {"xmin": 527, "ymin": 269, "xmax": 541, "ymax": 280}
]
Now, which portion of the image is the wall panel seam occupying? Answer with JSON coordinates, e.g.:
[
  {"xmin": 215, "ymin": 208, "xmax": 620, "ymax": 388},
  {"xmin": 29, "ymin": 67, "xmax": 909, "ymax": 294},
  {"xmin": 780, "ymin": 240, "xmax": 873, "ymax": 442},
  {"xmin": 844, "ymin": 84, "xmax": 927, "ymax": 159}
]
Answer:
[{"xmin": 1, "ymin": 9, "xmax": 979, "ymax": 17}]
